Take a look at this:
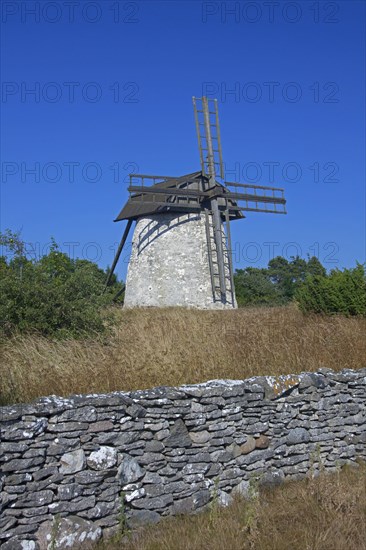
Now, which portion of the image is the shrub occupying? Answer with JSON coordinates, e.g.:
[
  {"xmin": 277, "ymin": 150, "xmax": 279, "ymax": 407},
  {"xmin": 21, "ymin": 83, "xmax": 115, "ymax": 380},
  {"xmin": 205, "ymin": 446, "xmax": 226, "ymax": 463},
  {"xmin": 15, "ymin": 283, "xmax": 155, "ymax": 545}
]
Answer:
[
  {"xmin": 296, "ymin": 263, "xmax": 366, "ymax": 317},
  {"xmin": 0, "ymin": 231, "xmax": 123, "ymax": 338},
  {"xmin": 234, "ymin": 256, "xmax": 327, "ymax": 307}
]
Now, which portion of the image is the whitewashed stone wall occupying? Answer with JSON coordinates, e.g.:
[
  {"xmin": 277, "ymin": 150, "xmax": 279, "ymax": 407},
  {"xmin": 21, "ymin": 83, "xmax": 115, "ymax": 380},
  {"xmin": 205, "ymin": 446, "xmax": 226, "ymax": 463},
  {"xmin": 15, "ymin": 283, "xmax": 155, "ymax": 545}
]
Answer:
[
  {"xmin": 124, "ymin": 212, "xmax": 236, "ymax": 309},
  {"xmin": 0, "ymin": 368, "xmax": 365, "ymax": 549}
]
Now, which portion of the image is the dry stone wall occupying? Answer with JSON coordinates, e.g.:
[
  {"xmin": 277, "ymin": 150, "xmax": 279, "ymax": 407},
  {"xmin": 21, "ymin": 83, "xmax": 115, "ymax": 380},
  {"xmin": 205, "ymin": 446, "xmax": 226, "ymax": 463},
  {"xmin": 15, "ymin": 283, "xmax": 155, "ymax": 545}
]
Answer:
[{"xmin": 1, "ymin": 368, "xmax": 365, "ymax": 549}]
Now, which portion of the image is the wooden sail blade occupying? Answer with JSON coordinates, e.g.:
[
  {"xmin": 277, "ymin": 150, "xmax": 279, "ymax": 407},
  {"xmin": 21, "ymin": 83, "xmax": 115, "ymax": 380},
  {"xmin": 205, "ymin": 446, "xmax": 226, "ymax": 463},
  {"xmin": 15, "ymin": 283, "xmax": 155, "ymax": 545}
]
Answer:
[
  {"xmin": 223, "ymin": 180, "xmax": 286, "ymax": 214},
  {"xmin": 228, "ymin": 205, "xmax": 287, "ymax": 214},
  {"xmin": 193, "ymin": 96, "xmax": 224, "ymax": 182},
  {"xmin": 128, "ymin": 186, "xmax": 207, "ymax": 199}
]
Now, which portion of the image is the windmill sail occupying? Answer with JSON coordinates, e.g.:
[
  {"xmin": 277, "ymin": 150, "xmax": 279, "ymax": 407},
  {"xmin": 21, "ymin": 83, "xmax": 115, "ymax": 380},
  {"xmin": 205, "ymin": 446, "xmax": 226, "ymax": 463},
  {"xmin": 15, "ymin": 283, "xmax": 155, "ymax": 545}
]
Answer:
[
  {"xmin": 193, "ymin": 96, "xmax": 229, "ymax": 301},
  {"xmin": 193, "ymin": 96, "xmax": 224, "ymax": 181}
]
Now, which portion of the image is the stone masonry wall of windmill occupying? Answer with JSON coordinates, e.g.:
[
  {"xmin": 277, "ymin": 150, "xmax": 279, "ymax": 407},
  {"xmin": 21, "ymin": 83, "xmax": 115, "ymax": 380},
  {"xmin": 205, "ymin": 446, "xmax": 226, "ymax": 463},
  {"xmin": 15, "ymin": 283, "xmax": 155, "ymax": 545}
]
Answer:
[{"xmin": 124, "ymin": 212, "xmax": 236, "ymax": 309}]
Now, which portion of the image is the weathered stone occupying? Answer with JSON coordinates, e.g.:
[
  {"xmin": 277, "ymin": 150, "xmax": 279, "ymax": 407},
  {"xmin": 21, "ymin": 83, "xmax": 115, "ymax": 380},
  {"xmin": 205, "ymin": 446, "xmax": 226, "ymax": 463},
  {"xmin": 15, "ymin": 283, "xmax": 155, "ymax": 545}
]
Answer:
[
  {"xmin": 165, "ymin": 419, "xmax": 192, "ymax": 447},
  {"xmin": 218, "ymin": 490, "xmax": 233, "ymax": 507},
  {"xmin": 87, "ymin": 447, "xmax": 117, "ymax": 470},
  {"xmin": 255, "ymin": 435, "xmax": 270, "ymax": 449},
  {"xmin": 279, "ymin": 453, "xmax": 309, "ymax": 467},
  {"xmin": 239, "ymin": 436, "xmax": 256, "ymax": 454},
  {"xmin": 287, "ymin": 428, "xmax": 310, "ymax": 445},
  {"xmin": 138, "ymin": 452, "xmax": 166, "ymax": 465},
  {"xmin": 58, "ymin": 484, "xmax": 83, "ymax": 501},
  {"xmin": 191, "ymin": 401, "xmax": 205, "ymax": 413},
  {"xmin": 36, "ymin": 515, "xmax": 101, "ymax": 548},
  {"xmin": 32, "ymin": 468, "xmax": 57, "ymax": 482},
  {"xmin": 233, "ymin": 479, "xmax": 259, "ymax": 500},
  {"xmin": 227, "ymin": 443, "xmax": 242, "ymax": 458},
  {"xmin": 3, "ymin": 485, "xmax": 26, "ymax": 495},
  {"xmin": 56, "ymin": 406, "xmax": 97, "ymax": 423},
  {"xmin": 182, "ymin": 462, "xmax": 209, "ymax": 475},
  {"xmin": 211, "ymin": 450, "xmax": 232, "ymax": 463},
  {"xmin": 0, "ymin": 516, "xmax": 17, "ymax": 534},
  {"xmin": 260, "ymin": 469, "xmax": 285, "ymax": 486},
  {"xmin": 155, "ymin": 429, "xmax": 170, "ymax": 441},
  {"xmin": 131, "ymin": 493, "xmax": 173, "ymax": 510},
  {"xmin": 48, "ymin": 422, "xmax": 89, "ymax": 433},
  {"xmin": 96, "ymin": 432, "xmax": 137, "ymax": 446},
  {"xmin": 0, "ymin": 442, "xmax": 29, "ymax": 454},
  {"xmin": 125, "ymin": 402, "xmax": 147, "ymax": 419},
  {"xmin": 299, "ymin": 373, "xmax": 327, "ymax": 390},
  {"xmin": 125, "ymin": 488, "xmax": 146, "ymax": 502},
  {"xmin": 172, "ymin": 489, "xmax": 211, "ymax": 515},
  {"xmin": 49, "ymin": 496, "xmax": 96, "ymax": 514},
  {"xmin": 16, "ymin": 490, "xmax": 54, "ymax": 508},
  {"xmin": 87, "ymin": 420, "xmax": 114, "ymax": 432},
  {"xmin": 164, "ymin": 480, "xmax": 186, "ymax": 494},
  {"xmin": 1, "ymin": 538, "xmax": 38, "ymax": 549},
  {"xmin": 246, "ymin": 422, "xmax": 269, "ymax": 434},
  {"xmin": 85, "ymin": 500, "xmax": 118, "ymax": 519},
  {"xmin": 258, "ymin": 375, "xmax": 301, "ymax": 400},
  {"xmin": 74, "ymin": 471, "xmax": 105, "ymax": 485},
  {"xmin": 207, "ymin": 463, "xmax": 221, "ymax": 476},
  {"xmin": 189, "ymin": 430, "xmax": 211, "ymax": 444},
  {"xmin": 99, "ymin": 485, "xmax": 120, "ymax": 501},
  {"xmin": 1, "ymin": 457, "xmax": 44, "ymax": 473},
  {"xmin": 145, "ymin": 440, "xmax": 165, "ymax": 452},
  {"xmin": 4, "ymin": 473, "xmax": 32, "ymax": 485},
  {"xmin": 117, "ymin": 456, "xmax": 145, "ymax": 484},
  {"xmin": 59, "ymin": 449, "xmax": 85, "ymax": 474},
  {"xmin": 128, "ymin": 510, "xmax": 161, "ymax": 527},
  {"xmin": 2, "ymin": 418, "xmax": 48, "ymax": 442}
]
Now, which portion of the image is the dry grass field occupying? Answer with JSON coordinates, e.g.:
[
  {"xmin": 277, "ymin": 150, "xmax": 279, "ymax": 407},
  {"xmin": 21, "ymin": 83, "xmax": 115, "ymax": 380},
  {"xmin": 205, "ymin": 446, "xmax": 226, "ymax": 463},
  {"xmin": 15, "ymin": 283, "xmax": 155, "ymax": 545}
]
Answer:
[
  {"xmin": 94, "ymin": 464, "xmax": 366, "ymax": 550},
  {"xmin": 1, "ymin": 305, "xmax": 365, "ymax": 405}
]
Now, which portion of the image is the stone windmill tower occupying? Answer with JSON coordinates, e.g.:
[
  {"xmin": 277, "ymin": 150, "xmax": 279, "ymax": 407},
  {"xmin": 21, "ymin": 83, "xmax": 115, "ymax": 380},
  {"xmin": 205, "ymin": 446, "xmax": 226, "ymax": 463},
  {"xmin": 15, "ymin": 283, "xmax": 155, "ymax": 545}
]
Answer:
[{"xmin": 105, "ymin": 97, "xmax": 286, "ymax": 308}]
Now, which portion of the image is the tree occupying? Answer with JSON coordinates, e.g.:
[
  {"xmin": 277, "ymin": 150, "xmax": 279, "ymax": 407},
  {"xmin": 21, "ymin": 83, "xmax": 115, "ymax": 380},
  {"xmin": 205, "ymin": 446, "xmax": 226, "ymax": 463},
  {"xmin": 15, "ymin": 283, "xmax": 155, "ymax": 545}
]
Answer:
[
  {"xmin": 267, "ymin": 256, "xmax": 309, "ymax": 300},
  {"xmin": 0, "ymin": 231, "xmax": 123, "ymax": 338},
  {"xmin": 234, "ymin": 256, "xmax": 323, "ymax": 307},
  {"xmin": 234, "ymin": 267, "xmax": 283, "ymax": 307}
]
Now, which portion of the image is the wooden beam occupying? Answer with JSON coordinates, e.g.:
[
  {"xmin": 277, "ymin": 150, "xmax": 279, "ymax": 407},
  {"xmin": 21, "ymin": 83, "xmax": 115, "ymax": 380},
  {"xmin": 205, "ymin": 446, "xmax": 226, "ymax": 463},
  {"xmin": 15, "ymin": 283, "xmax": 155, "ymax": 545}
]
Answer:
[{"xmin": 104, "ymin": 219, "xmax": 133, "ymax": 292}]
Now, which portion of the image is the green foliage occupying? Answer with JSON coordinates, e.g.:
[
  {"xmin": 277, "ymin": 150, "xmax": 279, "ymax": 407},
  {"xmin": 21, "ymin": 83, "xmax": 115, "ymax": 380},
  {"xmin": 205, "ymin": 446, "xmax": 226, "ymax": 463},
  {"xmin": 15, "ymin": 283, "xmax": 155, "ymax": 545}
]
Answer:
[
  {"xmin": 234, "ymin": 267, "xmax": 283, "ymax": 307},
  {"xmin": 234, "ymin": 256, "xmax": 326, "ymax": 308},
  {"xmin": 0, "ymin": 231, "xmax": 123, "ymax": 338},
  {"xmin": 296, "ymin": 264, "xmax": 366, "ymax": 317},
  {"xmin": 235, "ymin": 255, "xmax": 365, "ymax": 316}
]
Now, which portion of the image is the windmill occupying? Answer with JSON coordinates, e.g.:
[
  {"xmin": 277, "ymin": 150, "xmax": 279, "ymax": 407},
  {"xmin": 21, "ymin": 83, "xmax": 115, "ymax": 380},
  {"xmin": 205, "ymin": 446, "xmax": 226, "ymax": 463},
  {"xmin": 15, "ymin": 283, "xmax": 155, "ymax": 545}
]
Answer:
[{"xmin": 105, "ymin": 97, "xmax": 286, "ymax": 308}]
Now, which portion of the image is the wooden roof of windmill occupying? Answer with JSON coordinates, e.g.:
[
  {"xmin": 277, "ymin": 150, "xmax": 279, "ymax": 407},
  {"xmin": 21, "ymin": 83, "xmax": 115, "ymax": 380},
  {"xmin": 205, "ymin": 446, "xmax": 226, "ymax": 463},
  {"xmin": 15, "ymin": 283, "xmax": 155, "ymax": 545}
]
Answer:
[{"xmin": 114, "ymin": 171, "xmax": 245, "ymax": 221}]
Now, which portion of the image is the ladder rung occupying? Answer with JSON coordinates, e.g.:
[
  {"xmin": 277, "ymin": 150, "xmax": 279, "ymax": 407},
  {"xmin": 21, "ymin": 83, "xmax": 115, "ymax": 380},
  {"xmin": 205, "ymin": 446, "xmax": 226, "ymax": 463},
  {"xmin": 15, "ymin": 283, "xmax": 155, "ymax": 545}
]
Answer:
[{"xmin": 196, "ymin": 109, "xmax": 217, "ymax": 115}]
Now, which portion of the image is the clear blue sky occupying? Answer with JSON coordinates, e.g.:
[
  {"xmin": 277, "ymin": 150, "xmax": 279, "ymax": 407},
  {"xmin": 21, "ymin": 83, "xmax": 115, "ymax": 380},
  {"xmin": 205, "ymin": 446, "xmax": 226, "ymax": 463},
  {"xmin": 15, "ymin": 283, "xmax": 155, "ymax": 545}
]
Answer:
[{"xmin": 1, "ymin": 0, "xmax": 365, "ymax": 281}]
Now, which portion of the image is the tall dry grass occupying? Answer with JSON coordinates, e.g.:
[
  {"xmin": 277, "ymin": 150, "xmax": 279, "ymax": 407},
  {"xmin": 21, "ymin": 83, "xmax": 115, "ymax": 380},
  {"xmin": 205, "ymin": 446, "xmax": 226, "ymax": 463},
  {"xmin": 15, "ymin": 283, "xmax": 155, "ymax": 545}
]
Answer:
[
  {"xmin": 1, "ymin": 306, "xmax": 365, "ymax": 405},
  {"xmin": 94, "ymin": 464, "xmax": 366, "ymax": 550}
]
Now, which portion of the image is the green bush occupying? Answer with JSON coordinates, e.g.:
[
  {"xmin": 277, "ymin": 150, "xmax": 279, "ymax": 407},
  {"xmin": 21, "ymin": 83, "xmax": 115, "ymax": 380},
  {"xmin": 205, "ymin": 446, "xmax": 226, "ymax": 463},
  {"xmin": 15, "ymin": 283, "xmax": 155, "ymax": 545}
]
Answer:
[
  {"xmin": 234, "ymin": 256, "xmax": 326, "ymax": 308},
  {"xmin": 234, "ymin": 267, "xmax": 284, "ymax": 307},
  {"xmin": 0, "ymin": 231, "xmax": 123, "ymax": 338},
  {"xmin": 296, "ymin": 264, "xmax": 366, "ymax": 317}
]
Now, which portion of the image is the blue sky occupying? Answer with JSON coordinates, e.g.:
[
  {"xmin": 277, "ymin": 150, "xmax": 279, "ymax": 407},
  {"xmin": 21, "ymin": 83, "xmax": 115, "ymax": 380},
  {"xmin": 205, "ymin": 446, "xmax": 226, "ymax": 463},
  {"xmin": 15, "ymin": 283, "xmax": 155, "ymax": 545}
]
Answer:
[{"xmin": 1, "ymin": 0, "xmax": 365, "ymax": 280}]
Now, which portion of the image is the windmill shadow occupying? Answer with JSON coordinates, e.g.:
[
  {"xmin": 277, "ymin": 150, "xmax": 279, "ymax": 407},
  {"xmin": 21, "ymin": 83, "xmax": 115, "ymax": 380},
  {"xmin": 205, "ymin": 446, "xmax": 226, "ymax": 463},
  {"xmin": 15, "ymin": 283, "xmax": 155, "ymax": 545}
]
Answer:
[{"xmin": 136, "ymin": 213, "xmax": 201, "ymax": 256}]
